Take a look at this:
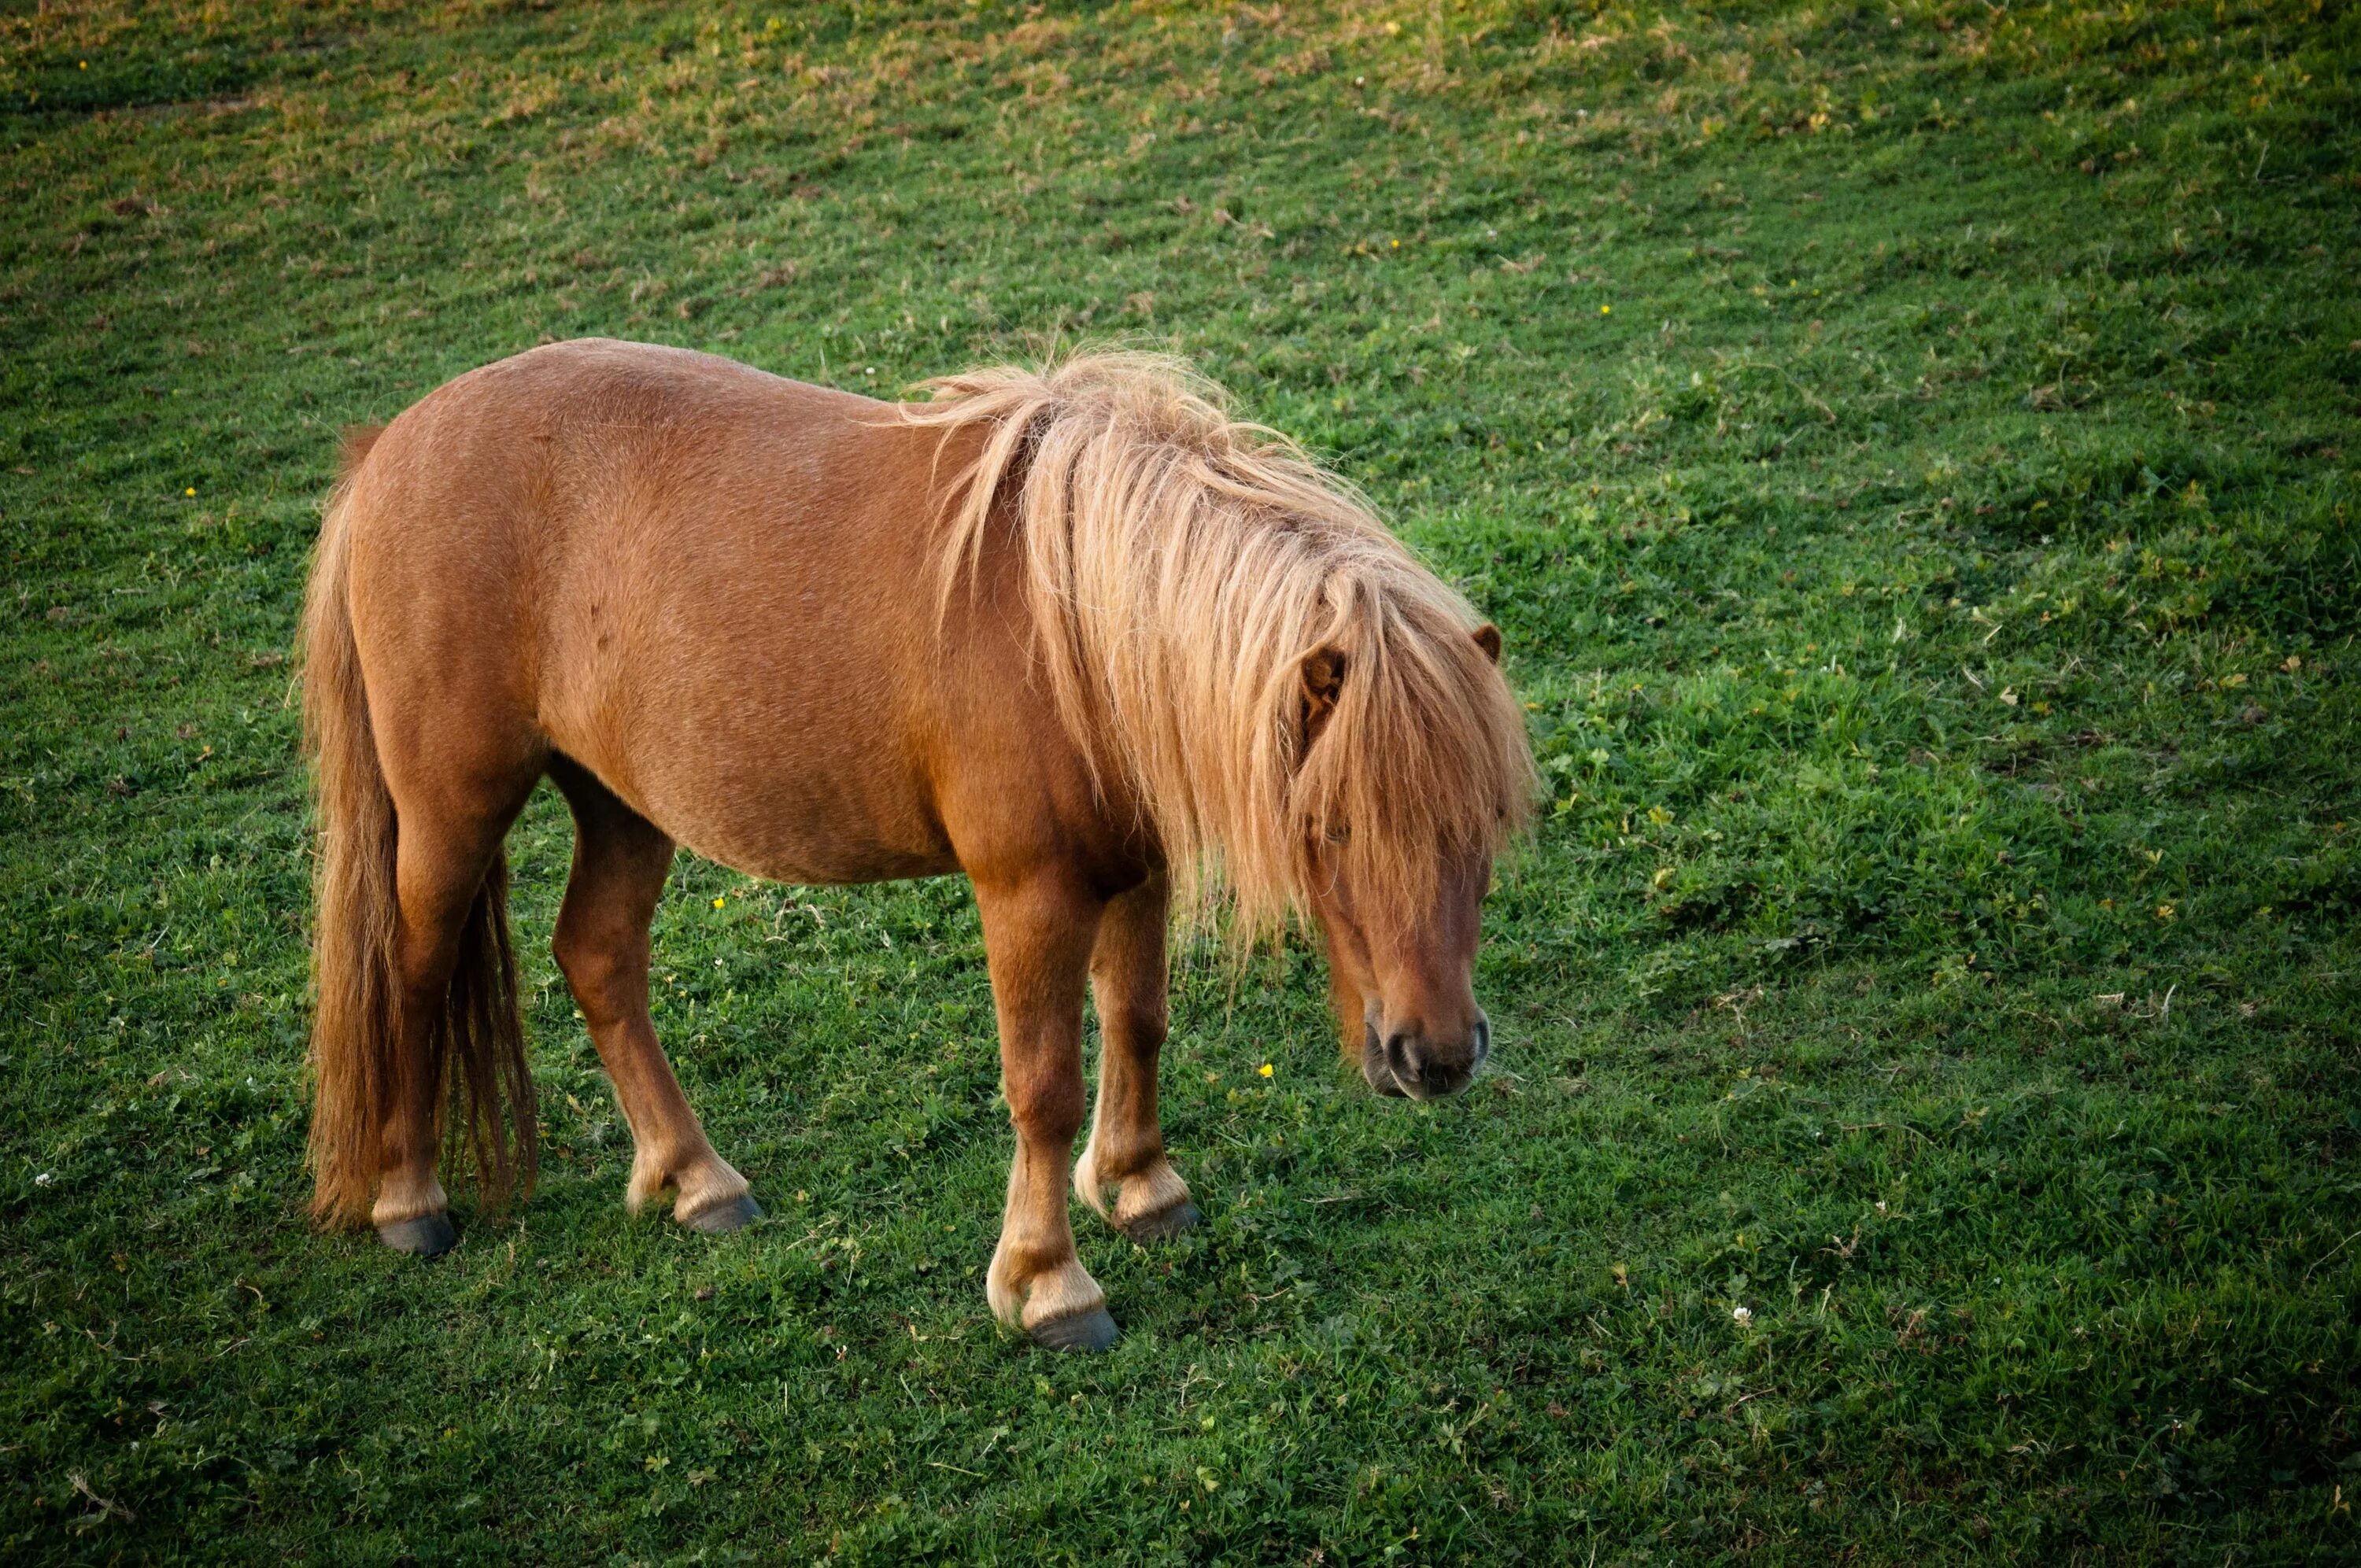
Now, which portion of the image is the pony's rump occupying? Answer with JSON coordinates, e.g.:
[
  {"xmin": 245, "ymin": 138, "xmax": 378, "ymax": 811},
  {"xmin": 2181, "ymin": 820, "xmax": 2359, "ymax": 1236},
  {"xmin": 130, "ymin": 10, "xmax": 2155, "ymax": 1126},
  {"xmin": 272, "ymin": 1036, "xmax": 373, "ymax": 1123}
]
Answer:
[{"xmin": 903, "ymin": 352, "xmax": 1535, "ymax": 939}]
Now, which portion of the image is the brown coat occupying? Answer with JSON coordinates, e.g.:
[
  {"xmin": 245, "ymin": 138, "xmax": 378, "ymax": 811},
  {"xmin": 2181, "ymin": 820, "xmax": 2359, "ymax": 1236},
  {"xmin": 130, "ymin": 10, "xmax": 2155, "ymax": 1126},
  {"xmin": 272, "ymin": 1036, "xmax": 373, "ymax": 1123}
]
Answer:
[{"xmin": 299, "ymin": 340, "xmax": 1532, "ymax": 1350}]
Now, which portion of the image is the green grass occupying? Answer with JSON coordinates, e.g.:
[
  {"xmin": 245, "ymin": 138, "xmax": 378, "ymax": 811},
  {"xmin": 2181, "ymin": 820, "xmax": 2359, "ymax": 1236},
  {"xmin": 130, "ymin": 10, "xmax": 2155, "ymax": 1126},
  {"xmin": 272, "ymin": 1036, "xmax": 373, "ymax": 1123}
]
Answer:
[{"xmin": 4, "ymin": 1, "xmax": 2359, "ymax": 1560}]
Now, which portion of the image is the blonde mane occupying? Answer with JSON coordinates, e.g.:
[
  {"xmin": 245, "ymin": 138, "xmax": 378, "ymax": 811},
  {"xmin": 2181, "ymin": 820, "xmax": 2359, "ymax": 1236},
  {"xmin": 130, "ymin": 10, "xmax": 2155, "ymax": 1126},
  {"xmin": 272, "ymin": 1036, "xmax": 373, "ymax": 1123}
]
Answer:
[{"xmin": 901, "ymin": 352, "xmax": 1535, "ymax": 938}]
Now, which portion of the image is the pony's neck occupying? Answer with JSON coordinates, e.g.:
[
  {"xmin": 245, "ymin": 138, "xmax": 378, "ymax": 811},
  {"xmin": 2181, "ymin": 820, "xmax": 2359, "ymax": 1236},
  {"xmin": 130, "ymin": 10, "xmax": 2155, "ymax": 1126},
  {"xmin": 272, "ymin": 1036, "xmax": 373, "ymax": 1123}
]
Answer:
[{"xmin": 905, "ymin": 353, "xmax": 1534, "ymax": 933}]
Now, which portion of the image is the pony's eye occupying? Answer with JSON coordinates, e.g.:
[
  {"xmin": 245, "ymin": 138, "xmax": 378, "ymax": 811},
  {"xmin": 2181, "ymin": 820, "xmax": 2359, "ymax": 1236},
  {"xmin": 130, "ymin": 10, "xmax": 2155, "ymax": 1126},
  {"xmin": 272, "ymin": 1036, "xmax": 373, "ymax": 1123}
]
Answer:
[{"xmin": 1325, "ymin": 825, "xmax": 1351, "ymax": 843}]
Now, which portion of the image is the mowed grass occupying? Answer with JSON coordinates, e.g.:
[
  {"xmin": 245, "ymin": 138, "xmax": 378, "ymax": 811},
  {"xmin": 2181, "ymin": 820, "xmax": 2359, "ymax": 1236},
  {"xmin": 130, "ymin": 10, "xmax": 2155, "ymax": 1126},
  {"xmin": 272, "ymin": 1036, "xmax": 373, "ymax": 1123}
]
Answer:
[{"xmin": 3, "ymin": 1, "xmax": 2359, "ymax": 1560}]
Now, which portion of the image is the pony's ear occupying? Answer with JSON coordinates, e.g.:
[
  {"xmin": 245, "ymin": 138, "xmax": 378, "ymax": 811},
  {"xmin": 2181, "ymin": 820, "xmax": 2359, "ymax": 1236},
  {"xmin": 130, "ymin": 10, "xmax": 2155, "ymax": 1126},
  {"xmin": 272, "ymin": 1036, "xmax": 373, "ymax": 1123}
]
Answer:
[
  {"xmin": 1472, "ymin": 622, "xmax": 1502, "ymax": 664},
  {"xmin": 1299, "ymin": 644, "xmax": 1349, "ymax": 745}
]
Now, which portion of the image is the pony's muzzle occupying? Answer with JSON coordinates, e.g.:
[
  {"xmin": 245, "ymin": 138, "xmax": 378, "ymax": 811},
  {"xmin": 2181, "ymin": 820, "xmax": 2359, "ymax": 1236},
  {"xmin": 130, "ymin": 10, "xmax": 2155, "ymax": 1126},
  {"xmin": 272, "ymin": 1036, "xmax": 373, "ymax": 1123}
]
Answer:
[{"xmin": 1362, "ymin": 1013, "xmax": 1488, "ymax": 1101}]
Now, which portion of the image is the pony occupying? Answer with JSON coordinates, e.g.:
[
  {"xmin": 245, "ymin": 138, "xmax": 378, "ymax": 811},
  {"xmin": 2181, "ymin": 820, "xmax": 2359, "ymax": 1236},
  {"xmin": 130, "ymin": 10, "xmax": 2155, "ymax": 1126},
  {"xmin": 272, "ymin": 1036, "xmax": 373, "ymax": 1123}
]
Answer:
[{"xmin": 298, "ymin": 340, "xmax": 1534, "ymax": 1350}]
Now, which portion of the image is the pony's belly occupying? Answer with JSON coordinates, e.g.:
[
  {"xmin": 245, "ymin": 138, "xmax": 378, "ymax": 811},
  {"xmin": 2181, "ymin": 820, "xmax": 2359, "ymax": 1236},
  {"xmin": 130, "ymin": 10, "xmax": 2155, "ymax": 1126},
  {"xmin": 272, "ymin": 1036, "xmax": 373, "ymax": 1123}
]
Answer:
[
  {"xmin": 707, "ymin": 832, "xmax": 959, "ymax": 889},
  {"xmin": 629, "ymin": 777, "xmax": 960, "ymax": 890},
  {"xmin": 541, "ymin": 664, "xmax": 960, "ymax": 888}
]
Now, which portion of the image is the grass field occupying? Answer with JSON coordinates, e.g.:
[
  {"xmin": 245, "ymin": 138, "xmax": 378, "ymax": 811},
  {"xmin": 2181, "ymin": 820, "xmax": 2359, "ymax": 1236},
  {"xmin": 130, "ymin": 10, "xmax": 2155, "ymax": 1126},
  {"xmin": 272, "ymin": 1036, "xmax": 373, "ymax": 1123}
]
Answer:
[{"xmin": 4, "ymin": 1, "xmax": 2359, "ymax": 1561}]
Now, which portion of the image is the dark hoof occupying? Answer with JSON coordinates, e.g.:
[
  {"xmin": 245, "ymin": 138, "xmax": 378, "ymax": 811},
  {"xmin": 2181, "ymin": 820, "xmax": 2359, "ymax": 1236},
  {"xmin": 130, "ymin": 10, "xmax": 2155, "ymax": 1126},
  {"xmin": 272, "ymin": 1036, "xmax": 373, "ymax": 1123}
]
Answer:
[
  {"xmin": 378, "ymin": 1213, "xmax": 457, "ymax": 1256},
  {"xmin": 680, "ymin": 1194, "xmax": 763, "ymax": 1234},
  {"xmin": 1029, "ymin": 1305, "xmax": 1118, "ymax": 1353},
  {"xmin": 1121, "ymin": 1200, "xmax": 1203, "ymax": 1244}
]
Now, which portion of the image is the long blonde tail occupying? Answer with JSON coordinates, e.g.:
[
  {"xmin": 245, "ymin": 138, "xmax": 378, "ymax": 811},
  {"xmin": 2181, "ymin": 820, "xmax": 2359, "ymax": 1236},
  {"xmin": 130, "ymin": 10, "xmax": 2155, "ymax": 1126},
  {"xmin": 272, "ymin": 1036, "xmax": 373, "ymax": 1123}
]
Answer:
[{"xmin": 298, "ymin": 428, "xmax": 534, "ymax": 1223}]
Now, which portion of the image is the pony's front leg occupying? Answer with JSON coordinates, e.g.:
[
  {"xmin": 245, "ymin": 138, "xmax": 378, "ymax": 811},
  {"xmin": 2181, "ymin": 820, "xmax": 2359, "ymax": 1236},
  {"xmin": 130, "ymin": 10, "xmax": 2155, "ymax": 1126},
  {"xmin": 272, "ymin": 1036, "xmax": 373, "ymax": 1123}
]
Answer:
[
  {"xmin": 974, "ymin": 873, "xmax": 1116, "ymax": 1352},
  {"xmin": 1077, "ymin": 876, "xmax": 1199, "ymax": 1241}
]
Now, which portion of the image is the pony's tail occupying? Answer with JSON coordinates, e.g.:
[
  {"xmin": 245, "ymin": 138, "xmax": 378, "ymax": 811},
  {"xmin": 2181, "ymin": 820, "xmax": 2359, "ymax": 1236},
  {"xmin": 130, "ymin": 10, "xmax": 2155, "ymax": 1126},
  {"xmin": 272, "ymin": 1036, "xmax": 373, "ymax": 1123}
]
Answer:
[{"xmin": 300, "ymin": 426, "xmax": 535, "ymax": 1227}]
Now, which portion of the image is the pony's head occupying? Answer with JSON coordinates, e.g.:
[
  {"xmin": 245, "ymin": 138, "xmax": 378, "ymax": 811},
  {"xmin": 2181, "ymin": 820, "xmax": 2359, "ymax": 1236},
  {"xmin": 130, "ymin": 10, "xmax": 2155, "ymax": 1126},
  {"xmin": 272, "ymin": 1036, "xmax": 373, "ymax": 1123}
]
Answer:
[
  {"xmin": 1291, "ymin": 615, "xmax": 1524, "ymax": 1101},
  {"xmin": 1313, "ymin": 839, "xmax": 1492, "ymax": 1099},
  {"xmin": 907, "ymin": 352, "xmax": 1536, "ymax": 1096}
]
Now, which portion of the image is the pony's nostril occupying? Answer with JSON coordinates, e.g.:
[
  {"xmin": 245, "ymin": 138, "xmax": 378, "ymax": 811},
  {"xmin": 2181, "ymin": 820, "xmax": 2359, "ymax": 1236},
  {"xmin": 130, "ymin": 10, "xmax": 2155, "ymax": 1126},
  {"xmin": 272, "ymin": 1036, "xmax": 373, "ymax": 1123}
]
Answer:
[
  {"xmin": 1363, "ymin": 1023, "xmax": 1408, "ymax": 1098},
  {"xmin": 1380, "ymin": 1031, "xmax": 1483, "ymax": 1097},
  {"xmin": 1385, "ymin": 1031, "xmax": 1421, "ymax": 1087}
]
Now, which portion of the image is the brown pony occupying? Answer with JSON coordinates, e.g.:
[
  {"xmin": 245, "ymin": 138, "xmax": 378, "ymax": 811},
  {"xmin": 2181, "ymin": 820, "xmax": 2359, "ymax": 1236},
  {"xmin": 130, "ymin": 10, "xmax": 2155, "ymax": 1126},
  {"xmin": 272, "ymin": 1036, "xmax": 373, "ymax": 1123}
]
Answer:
[{"xmin": 299, "ymin": 340, "xmax": 1533, "ymax": 1350}]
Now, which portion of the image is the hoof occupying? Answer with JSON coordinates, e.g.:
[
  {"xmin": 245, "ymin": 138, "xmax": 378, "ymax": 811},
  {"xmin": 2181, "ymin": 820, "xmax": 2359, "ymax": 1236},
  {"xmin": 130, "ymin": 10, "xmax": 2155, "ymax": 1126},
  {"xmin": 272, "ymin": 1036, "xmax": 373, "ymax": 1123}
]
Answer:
[
  {"xmin": 378, "ymin": 1213, "xmax": 457, "ymax": 1256},
  {"xmin": 680, "ymin": 1194, "xmax": 763, "ymax": 1234},
  {"xmin": 1120, "ymin": 1200, "xmax": 1203, "ymax": 1244},
  {"xmin": 1029, "ymin": 1305, "xmax": 1119, "ymax": 1354}
]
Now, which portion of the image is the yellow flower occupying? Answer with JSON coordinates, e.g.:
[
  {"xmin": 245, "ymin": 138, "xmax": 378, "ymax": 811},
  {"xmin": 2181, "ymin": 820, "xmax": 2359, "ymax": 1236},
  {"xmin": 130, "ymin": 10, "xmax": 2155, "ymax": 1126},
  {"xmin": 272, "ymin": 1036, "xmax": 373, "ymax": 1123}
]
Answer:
[
  {"xmin": 711, "ymin": 895, "xmax": 726, "ymax": 909},
  {"xmin": 1258, "ymin": 1062, "xmax": 1274, "ymax": 1078},
  {"xmin": 1600, "ymin": 304, "xmax": 1611, "ymax": 315},
  {"xmin": 184, "ymin": 486, "xmax": 196, "ymax": 496}
]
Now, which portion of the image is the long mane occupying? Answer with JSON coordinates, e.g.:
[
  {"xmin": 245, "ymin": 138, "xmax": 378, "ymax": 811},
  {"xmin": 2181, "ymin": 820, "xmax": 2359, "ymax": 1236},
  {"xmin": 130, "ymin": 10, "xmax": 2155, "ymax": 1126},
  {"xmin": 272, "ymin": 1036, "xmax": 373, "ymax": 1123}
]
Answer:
[{"xmin": 902, "ymin": 352, "xmax": 1535, "ymax": 938}]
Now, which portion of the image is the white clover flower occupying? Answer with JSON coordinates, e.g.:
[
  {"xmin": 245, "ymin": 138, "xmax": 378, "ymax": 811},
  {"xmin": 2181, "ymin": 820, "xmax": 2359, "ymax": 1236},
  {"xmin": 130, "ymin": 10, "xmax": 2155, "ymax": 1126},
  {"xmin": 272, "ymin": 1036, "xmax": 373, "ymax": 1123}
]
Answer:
[{"xmin": 1731, "ymin": 1305, "xmax": 1753, "ymax": 1328}]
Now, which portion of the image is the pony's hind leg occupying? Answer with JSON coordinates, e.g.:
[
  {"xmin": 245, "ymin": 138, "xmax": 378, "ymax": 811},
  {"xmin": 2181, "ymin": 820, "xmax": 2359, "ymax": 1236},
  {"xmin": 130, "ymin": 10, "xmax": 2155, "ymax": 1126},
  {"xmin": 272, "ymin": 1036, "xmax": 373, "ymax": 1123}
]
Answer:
[
  {"xmin": 549, "ymin": 760, "xmax": 757, "ymax": 1232},
  {"xmin": 975, "ymin": 872, "xmax": 1115, "ymax": 1351},
  {"xmin": 373, "ymin": 800, "xmax": 530, "ymax": 1254},
  {"xmin": 1076, "ymin": 876, "xmax": 1199, "ymax": 1242}
]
